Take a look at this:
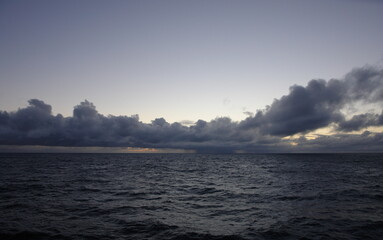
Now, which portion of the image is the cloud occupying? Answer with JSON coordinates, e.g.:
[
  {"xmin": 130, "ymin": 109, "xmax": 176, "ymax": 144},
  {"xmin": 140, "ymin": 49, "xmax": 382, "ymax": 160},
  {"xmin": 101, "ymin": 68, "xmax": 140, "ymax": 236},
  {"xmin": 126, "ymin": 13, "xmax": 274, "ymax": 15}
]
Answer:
[
  {"xmin": 345, "ymin": 67, "xmax": 383, "ymax": 102},
  {"xmin": 240, "ymin": 79, "xmax": 345, "ymax": 136},
  {"xmin": 240, "ymin": 66, "xmax": 383, "ymax": 137},
  {"xmin": 0, "ymin": 100, "xmax": 278, "ymax": 153},
  {"xmin": 337, "ymin": 112, "xmax": 383, "ymax": 132},
  {"xmin": 293, "ymin": 131, "xmax": 383, "ymax": 152},
  {"xmin": 1, "ymin": 66, "xmax": 383, "ymax": 152}
]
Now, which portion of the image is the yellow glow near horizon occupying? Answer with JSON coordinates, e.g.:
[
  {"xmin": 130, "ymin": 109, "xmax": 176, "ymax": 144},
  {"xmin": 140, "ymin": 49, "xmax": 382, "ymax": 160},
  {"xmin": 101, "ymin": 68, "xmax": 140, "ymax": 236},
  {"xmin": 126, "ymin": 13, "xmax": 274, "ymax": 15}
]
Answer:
[
  {"xmin": 0, "ymin": 145, "xmax": 195, "ymax": 153},
  {"xmin": 283, "ymin": 124, "xmax": 383, "ymax": 147}
]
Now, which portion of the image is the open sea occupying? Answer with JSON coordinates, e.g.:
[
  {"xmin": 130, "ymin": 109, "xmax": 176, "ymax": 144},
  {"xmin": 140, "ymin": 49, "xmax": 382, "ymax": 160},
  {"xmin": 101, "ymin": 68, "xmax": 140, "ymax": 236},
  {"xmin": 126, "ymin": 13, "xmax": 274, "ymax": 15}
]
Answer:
[{"xmin": 0, "ymin": 153, "xmax": 382, "ymax": 240}]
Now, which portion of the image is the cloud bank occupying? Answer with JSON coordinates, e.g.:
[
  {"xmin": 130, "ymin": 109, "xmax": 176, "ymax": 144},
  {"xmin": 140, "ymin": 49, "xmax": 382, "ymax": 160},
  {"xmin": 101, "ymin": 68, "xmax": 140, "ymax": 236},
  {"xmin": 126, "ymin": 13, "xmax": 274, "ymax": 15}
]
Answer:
[{"xmin": 1, "ymin": 66, "xmax": 383, "ymax": 153}]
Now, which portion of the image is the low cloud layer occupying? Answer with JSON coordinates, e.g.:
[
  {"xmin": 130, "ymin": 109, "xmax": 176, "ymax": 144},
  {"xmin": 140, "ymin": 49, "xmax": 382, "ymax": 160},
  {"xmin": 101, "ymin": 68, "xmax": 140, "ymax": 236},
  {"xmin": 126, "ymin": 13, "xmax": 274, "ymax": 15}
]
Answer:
[{"xmin": 1, "ymin": 66, "xmax": 382, "ymax": 152}]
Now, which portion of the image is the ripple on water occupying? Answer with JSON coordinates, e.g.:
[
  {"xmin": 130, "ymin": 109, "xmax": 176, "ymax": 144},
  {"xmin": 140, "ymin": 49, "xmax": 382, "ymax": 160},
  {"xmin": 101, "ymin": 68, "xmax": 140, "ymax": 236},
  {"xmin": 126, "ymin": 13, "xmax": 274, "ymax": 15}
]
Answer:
[{"xmin": 0, "ymin": 153, "xmax": 382, "ymax": 240}]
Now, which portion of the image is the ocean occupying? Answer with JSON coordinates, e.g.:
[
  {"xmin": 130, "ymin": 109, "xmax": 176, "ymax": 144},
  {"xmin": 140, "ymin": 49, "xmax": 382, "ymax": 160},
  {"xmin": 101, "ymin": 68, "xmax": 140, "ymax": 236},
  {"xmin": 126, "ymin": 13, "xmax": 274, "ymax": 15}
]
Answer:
[{"xmin": 0, "ymin": 153, "xmax": 382, "ymax": 240}]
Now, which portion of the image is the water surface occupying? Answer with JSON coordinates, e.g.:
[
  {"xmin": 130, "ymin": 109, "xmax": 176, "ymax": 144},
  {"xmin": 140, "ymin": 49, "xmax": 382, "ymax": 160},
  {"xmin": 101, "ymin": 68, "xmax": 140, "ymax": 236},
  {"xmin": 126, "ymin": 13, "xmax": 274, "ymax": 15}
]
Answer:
[{"xmin": 0, "ymin": 153, "xmax": 382, "ymax": 239}]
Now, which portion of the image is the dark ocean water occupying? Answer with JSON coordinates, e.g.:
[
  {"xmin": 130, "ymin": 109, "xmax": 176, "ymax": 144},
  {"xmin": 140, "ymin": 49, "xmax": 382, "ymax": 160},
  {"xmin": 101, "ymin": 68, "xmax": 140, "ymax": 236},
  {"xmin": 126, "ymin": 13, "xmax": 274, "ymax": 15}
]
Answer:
[{"xmin": 0, "ymin": 153, "xmax": 382, "ymax": 240}]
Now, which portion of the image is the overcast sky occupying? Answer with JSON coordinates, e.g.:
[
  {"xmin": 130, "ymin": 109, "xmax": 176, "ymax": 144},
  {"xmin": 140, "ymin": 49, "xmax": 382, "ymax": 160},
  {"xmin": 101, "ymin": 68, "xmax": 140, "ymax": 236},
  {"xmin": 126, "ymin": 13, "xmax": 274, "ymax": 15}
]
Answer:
[
  {"xmin": 1, "ymin": 0, "xmax": 383, "ymax": 123},
  {"xmin": 1, "ymin": 0, "xmax": 383, "ymax": 152}
]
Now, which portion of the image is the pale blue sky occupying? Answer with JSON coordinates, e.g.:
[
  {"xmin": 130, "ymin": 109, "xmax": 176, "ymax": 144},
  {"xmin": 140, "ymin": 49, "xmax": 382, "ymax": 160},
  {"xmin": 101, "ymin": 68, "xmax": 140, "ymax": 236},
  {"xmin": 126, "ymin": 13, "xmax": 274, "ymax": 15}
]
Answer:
[{"xmin": 1, "ymin": 0, "xmax": 383, "ymax": 123}]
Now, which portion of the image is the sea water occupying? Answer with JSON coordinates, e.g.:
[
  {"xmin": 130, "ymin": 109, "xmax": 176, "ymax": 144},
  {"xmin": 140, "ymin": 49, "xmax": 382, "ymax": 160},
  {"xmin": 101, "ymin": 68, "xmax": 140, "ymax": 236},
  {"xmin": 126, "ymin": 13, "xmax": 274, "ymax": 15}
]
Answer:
[{"xmin": 0, "ymin": 153, "xmax": 382, "ymax": 239}]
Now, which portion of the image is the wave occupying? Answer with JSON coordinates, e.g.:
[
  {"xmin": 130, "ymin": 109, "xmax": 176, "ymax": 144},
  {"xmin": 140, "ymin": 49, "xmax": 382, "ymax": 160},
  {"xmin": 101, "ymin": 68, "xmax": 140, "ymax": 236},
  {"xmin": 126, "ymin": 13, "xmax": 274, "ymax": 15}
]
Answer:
[{"xmin": 1, "ymin": 153, "xmax": 382, "ymax": 240}]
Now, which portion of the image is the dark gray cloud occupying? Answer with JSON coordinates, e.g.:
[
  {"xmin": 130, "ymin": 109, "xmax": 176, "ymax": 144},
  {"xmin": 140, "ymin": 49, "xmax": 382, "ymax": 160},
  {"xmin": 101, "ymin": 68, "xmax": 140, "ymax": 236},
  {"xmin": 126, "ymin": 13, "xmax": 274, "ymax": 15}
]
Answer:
[
  {"xmin": 0, "ymin": 99, "xmax": 250, "ymax": 152},
  {"xmin": 240, "ymin": 79, "xmax": 345, "ymax": 136},
  {"xmin": 1, "ymin": 66, "xmax": 382, "ymax": 152},
  {"xmin": 241, "ymin": 66, "xmax": 383, "ymax": 137},
  {"xmin": 337, "ymin": 112, "xmax": 383, "ymax": 132},
  {"xmin": 345, "ymin": 67, "xmax": 383, "ymax": 102},
  {"xmin": 293, "ymin": 131, "xmax": 383, "ymax": 153}
]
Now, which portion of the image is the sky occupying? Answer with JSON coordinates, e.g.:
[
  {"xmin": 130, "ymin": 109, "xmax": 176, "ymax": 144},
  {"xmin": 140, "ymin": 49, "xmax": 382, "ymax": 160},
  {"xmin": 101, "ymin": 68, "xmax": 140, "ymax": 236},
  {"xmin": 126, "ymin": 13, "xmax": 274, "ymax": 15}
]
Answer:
[{"xmin": 1, "ymin": 0, "xmax": 383, "ymax": 153}]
